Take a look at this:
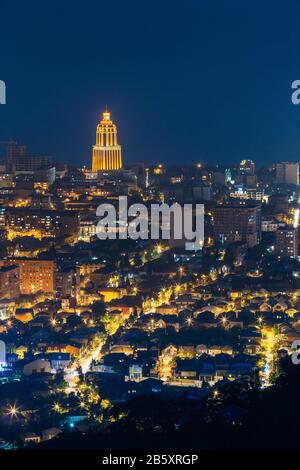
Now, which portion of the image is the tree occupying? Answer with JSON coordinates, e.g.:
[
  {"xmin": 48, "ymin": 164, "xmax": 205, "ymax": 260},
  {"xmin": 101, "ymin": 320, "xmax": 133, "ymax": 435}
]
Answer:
[
  {"xmin": 53, "ymin": 371, "xmax": 68, "ymax": 392},
  {"xmin": 92, "ymin": 301, "xmax": 106, "ymax": 319}
]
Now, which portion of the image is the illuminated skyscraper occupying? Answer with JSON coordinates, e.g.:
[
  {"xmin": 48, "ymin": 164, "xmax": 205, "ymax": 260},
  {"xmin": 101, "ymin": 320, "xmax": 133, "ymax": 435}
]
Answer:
[
  {"xmin": 238, "ymin": 159, "xmax": 255, "ymax": 176},
  {"xmin": 92, "ymin": 110, "xmax": 123, "ymax": 171}
]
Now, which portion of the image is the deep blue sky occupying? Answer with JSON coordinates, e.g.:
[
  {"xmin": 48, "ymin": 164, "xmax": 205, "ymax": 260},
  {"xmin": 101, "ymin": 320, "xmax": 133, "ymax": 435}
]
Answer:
[{"xmin": 1, "ymin": 0, "xmax": 300, "ymax": 167}]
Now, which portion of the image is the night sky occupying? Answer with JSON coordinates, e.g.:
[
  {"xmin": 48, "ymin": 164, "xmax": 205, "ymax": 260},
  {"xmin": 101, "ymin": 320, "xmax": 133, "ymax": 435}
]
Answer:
[{"xmin": 1, "ymin": 0, "xmax": 300, "ymax": 167}]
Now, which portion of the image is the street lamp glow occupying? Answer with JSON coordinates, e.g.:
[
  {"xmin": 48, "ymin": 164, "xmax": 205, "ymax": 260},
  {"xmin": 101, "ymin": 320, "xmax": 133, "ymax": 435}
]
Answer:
[
  {"xmin": 156, "ymin": 244, "xmax": 163, "ymax": 254},
  {"xmin": 52, "ymin": 402, "xmax": 61, "ymax": 413},
  {"xmin": 6, "ymin": 404, "xmax": 19, "ymax": 417}
]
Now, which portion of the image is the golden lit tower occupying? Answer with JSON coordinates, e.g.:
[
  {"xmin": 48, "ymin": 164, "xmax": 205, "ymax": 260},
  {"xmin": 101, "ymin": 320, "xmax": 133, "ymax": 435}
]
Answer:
[{"xmin": 92, "ymin": 110, "xmax": 123, "ymax": 171}]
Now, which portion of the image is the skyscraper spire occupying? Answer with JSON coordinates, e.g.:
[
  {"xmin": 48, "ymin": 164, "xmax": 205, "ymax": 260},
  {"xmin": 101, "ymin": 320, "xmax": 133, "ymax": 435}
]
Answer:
[{"xmin": 92, "ymin": 109, "xmax": 123, "ymax": 171}]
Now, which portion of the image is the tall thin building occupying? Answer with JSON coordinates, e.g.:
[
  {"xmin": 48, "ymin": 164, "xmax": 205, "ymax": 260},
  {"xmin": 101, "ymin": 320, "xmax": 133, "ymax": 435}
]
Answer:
[
  {"xmin": 275, "ymin": 226, "xmax": 298, "ymax": 259},
  {"xmin": 92, "ymin": 110, "xmax": 123, "ymax": 172},
  {"xmin": 0, "ymin": 265, "xmax": 20, "ymax": 299}
]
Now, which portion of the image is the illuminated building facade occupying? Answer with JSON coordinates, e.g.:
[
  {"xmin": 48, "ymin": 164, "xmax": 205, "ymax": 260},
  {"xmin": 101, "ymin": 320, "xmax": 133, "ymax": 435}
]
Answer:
[
  {"xmin": 11, "ymin": 259, "xmax": 56, "ymax": 294},
  {"xmin": 92, "ymin": 111, "xmax": 123, "ymax": 171},
  {"xmin": 275, "ymin": 226, "xmax": 298, "ymax": 259},
  {"xmin": 4, "ymin": 208, "xmax": 79, "ymax": 239}
]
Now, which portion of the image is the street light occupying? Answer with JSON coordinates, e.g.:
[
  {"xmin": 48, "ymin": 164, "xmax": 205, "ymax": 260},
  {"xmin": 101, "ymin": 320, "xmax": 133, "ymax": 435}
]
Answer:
[
  {"xmin": 156, "ymin": 244, "xmax": 163, "ymax": 254},
  {"xmin": 6, "ymin": 405, "xmax": 19, "ymax": 417},
  {"xmin": 52, "ymin": 402, "xmax": 61, "ymax": 413}
]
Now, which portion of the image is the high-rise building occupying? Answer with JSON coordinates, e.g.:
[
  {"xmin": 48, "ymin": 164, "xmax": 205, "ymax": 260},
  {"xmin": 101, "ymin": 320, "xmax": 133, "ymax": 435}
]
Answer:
[
  {"xmin": 92, "ymin": 110, "xmax": 123, "ymax": 172},
  {"xmin": 269, "ymin": 193, "xmax": 289, "ymax": 213},
  {"xmin": 213, "ymin": 204, "xmax": 261, "ymax": 247},
  {"xmin": 275, "ymin": 162, "xmax": 299, "ymax": 186},
  {"xmin": 163, "ymin": 182, "xmax": 211, "ymax": 203},
  {"xmin": 239, "ymin": 159, "xmax": 255, "ymax": 176},
  {"xmin": 275, "ymin": 226, "xmax": 298, "ymax": 259},
  {"xmin": 225, "ymin": 168, "xmax": 233, "ymax": 184},
  {"xmin": 55, "ymin": 269, "xmax": 76, "ymax": 297},
  {"xmin": 10, "ymin": 259, "xmax": 56, "ymax": 294},
  {"xmin": 7, "ymin": 141, "xmax": 51, "ymax": 174}
]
